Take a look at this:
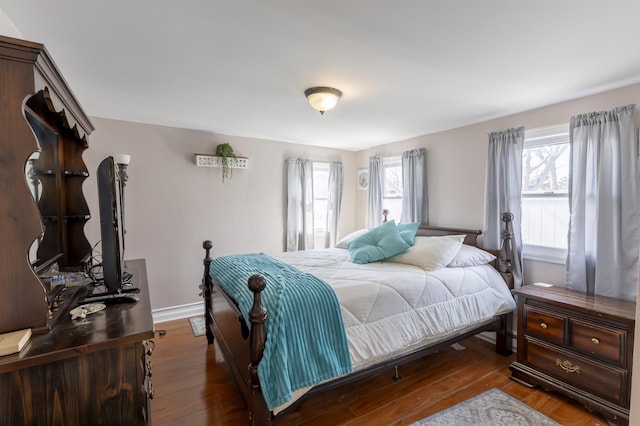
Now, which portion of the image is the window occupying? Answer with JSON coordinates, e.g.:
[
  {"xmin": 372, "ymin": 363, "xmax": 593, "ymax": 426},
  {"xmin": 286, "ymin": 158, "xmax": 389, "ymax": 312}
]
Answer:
[
  {"xmin": 383, "ymin": 156, "xmax": 403, "ymax": 223},
  {"xmin": 521, "ymin": 125, "xmax": 570, "ymax": 263},
  {"xmin": 312, "ymin": 162, "xmax": 329, "ymax": 248}
]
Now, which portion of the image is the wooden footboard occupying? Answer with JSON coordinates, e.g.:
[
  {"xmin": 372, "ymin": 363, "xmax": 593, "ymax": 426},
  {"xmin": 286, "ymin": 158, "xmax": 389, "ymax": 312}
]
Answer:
[
  {"xmin": 201, "ymin": 213, "xmax": 516, "ymax": 425},
  {"xmin": 201, "ymin": 241, "xmax": 270, "ymax": 424}
]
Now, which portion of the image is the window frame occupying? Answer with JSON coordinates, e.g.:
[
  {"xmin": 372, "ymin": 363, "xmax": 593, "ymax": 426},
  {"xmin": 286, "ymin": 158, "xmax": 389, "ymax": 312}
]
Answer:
[
  {"xmin": 312, "ymin": 161, "xmax": 330, "ymax": 248},
  {"xmin": 521, "ymin": 125, "xmax": 570, "ymax": 264},
  {"xmin": 382, "ymin": 156, "xmax": 403, "ymax": 223}
]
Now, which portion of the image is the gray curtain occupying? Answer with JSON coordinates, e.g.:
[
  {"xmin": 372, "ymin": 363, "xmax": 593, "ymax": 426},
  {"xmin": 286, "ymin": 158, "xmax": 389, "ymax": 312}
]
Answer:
[
  {"xmin": 566, "ymin": 105, "xmax": 639, "ymax": 301},
  {"xmin": 286, "ymin": 157, "xmax": 314, "ymax": 251},
  {"xmin": 324, "ymin": 161, "xmax": 343, "ymax": 247},
  {"xmin": 484, "ymin": 126, "xmax": 524, "ymax": 288},
  {"xmin": 366, "ymin": 156, "xmax": 383, "ymax": 227},
  {"xmin": 400, "ymin": 148, "xmax": 428, "ymax": 225}
]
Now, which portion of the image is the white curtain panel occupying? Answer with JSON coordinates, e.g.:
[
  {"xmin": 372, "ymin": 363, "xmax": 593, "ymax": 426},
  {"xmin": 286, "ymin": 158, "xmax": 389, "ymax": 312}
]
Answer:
[
  {"xmin": 366, "ymin": 156, "xmax": 384, "ymax": 228},
  {"xmin": 567, "ymin": 105, "xmax": 639, "ymax": 301},
  {"xmin": 325, "ymin": 161, "xmax": 344, "ymax": 248},
  {"xmin": 400, "ymin": 148, "xmax": 428, "ymax": 225},
  {"xmin": 484, "ymin": 126, "xmax": 525, "ymax": 288},
  {"xmin": 286, "ymin": 157, "xmax": 314, "ymax": 251}
]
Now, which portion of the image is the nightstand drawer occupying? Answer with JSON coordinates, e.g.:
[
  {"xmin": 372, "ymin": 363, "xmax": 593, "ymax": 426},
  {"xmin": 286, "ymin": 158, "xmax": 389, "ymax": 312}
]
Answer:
[
  {"xmin": 524, "ymin": 306, "xmax": 566, "ymax": 345},
  {"xmin": 570, "ymin": 319, "xmax": 626, "ymax": 366},
  {"xmin": 526, "ymin": 338, "xmax": 627, "ymax": 406}
]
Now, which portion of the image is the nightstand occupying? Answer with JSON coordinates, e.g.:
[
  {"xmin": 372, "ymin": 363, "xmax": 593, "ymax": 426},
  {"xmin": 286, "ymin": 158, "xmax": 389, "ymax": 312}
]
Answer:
[{"xmin": 510, "ymin": 285, "xmax": 635, "ymax": 425}]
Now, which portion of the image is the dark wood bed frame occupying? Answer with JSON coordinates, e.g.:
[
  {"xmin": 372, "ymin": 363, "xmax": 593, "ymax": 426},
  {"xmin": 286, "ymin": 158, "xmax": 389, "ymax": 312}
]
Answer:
[{"xmin": 200, "ymin": 213, "xmax": 516, "ymax": 425}]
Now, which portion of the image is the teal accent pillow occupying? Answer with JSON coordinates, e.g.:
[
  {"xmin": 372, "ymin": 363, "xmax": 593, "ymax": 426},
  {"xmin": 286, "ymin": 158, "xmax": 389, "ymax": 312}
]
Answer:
[
  {"xmin": 397, "ymin": 222, "xmax": 420, "ymax": 246},
  {"xmin": 347, "ymin": 220, "xmax": 411, "ymax": 264}
]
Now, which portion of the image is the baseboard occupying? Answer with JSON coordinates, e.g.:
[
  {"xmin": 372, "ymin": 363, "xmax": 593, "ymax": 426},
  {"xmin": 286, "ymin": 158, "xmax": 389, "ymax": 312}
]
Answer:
[
  {"xmin": 152, "ymin": 302, "xmax": 204, "ymax": 324},
  {"xmin": 476, "ymin": 331, "xmax": 518, "ymax": 352}
]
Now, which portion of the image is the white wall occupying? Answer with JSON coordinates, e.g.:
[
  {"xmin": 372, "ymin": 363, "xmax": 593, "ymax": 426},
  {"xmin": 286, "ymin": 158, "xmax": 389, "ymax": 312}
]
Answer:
[
  {"xmin": 355, "ymin": 82, "xmax": 640, "ymax": 288},
  {"xmin": 83, "ymin": 118, "xmax": 356, "ymax": 310},
  {"xmin": 0, "ymin": 8, "xmax": 21, "ymax": 38},
  {"xmin": 83, "ymin": 83, "xmax": 640, "ymax": 307}
]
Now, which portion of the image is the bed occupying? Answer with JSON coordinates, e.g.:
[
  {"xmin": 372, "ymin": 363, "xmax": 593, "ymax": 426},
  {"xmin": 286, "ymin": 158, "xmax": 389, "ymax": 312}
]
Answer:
[{"xmin": 200, "ymin": 213, "xmax": 517, "ymax": 425}]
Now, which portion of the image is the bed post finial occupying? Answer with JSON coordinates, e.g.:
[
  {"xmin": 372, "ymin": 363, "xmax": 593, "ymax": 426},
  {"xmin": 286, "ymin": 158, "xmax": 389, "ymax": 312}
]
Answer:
[
  {"xmin": 494, "ymin": 212, "xmax": 514, "ymax": 289},
  {"xmin": 382, "ymin": 209, "xmax": 389, "ymax": 223},
  {"xmin": 248, "ymin": 274, "xmax": 267, "ymax": 371},
  {"xmin": 203, "ymin": 240, "xmax": 213, "ymax": 260},
  {"xmin": 247, "ymin": 274, "xmax": 270, "ymax": 425}
]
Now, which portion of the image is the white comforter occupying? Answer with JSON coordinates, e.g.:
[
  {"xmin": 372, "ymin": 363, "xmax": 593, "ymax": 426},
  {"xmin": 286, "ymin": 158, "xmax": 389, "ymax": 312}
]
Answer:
[{"xmin": 272, "ymin": 247, "xmax": 516, "ymax": 369}]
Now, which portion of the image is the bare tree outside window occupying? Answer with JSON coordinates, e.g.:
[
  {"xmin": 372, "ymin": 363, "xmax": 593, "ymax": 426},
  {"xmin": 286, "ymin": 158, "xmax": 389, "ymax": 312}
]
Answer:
[
  {"xmin": 523, "ymin": 144, "xmax": 569, "ymax": 194},
  {"xmin": 521, "ymin": 138, "xmax": 570, "ymax": 251}
]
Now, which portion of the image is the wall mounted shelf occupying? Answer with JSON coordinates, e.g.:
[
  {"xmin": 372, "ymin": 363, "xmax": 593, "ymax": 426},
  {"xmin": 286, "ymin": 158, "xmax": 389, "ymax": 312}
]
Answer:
[{"xmin": 194, "ymin": 154, "xmax": 249, "ymax": 169}]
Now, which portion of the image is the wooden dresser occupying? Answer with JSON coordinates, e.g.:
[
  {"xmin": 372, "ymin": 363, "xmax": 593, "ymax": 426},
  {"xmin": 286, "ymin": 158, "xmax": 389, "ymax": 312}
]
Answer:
[
  {"xmin": 1, "ymin": 35, "xmax": 153, "ymax": 425},
  {"xmin": 510, "ymin": 285, "xmax": 635, "ymax": 424},
  {"xmin": 0, "ymin": 259, "xmax": 155, "ymax": 425}
]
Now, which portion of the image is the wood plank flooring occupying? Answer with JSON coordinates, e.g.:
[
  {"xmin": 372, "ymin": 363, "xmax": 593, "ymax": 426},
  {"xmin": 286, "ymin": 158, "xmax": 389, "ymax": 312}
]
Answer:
[{"xmin": 150, "ymin": 318, "xmax": 610, "ymax": 425}]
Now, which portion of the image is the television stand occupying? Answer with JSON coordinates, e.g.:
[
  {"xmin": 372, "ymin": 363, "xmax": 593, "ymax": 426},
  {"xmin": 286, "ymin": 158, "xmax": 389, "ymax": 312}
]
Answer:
[{"xmin": 0, "ymin": 259, "xmax": 154, "ymax": 425}]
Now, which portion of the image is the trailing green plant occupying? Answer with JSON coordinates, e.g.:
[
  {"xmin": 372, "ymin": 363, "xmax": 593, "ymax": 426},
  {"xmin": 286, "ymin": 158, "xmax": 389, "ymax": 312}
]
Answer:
[{"xmin": 215, "ymin": 143, "xmax": 236, "ymax": 182}]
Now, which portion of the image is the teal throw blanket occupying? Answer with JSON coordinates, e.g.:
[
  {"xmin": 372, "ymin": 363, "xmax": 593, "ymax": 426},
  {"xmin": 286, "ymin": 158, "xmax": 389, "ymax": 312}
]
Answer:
[{"xmin": 210, "ymin": 253, "xmax": 353, "ymax": 410}]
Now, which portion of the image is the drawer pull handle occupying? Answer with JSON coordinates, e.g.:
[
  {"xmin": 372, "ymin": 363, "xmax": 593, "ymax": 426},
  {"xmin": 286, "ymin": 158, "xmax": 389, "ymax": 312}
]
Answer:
[
  {"xmin": 539, "ymin": 322, "xmax": 548, "ymax": 329},
  {"xmin": 591, "ymin": 337, "xmax": 600, "ymax": 344},
  {"xmin": 556, "ymin": 359, "xmax": 581, "ymax": 374}
]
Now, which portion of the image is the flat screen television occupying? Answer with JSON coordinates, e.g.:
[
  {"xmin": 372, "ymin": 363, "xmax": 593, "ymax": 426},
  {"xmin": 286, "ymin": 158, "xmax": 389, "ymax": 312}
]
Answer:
[{"xmin": 96, "ymin": 156, "xmax": 124, "ymax": 293}]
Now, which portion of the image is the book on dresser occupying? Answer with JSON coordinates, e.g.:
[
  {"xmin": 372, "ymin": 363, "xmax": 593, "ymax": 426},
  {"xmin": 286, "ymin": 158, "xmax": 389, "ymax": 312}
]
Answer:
[
  {"xmin": 510, "ymin": 284, "xmax": 635, "ymax": 425},
  {"xmin": 0, "ymin": 329, "xmax": 32, "ymax": 356}
]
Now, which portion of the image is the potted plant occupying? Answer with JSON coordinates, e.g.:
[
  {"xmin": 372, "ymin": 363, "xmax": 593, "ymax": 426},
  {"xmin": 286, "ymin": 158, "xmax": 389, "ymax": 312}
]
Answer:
[{"xmin": 215, "ymin": 143, "xmax": 236, "ymax": 182}]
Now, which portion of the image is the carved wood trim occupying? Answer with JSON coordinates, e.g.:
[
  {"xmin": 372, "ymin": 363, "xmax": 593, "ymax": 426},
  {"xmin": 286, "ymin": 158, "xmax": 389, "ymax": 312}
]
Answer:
[
  {"xmin": 495, "ymin": 212, "xmax": 515, "ymax": 289},
  {"xmin": 0, "ymin": 35, "xmax": 97, "ymax": 333},
  {"xmin": 247, "ymin": 274, "xmax": 270, "ymax": 425},
  {"xmin": 202, "ymin": 240, "xmax": 214, "ymax": 345}
]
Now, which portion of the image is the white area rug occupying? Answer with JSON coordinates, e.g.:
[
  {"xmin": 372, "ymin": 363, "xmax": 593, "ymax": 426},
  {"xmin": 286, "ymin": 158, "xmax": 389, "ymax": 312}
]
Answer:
[
  {"xmin": 188, "ymin": 316, "xmax": 206, "ymax": 337},
  {"xmin": 410, "ymin": 388, "xmax": 560, "ymax": 426}
]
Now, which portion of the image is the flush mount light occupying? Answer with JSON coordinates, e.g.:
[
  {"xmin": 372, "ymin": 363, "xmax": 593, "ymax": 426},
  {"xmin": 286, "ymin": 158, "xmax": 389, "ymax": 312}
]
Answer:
[{"xmin": 304, "ymin": 86, "xmax": 343, "ymax": 115}]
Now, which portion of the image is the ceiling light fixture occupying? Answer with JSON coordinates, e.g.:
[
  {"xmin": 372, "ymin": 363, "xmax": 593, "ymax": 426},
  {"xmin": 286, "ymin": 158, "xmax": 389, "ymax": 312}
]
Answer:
[{"xmin": 304, "ymin": 86, "xmax": 343, "ymax": 115}]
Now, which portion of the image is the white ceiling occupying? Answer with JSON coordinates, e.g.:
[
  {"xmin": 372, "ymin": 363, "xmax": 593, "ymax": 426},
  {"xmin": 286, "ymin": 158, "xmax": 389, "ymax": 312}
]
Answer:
[{"xmin": 2, "ymin": 1, "xmax": 640, "ymax": 151}]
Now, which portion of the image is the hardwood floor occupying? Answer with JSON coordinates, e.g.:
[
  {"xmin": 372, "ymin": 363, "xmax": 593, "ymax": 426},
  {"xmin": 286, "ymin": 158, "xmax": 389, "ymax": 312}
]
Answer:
[{"xmin": 150, "ymin": 318, "xmax": 610, "ymax": 426}]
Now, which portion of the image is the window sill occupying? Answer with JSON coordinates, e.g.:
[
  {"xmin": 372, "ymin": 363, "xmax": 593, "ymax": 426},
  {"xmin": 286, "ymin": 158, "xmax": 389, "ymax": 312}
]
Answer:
[{"xmin": 522, "ymin": 244, "xmax": 567, "ymax": 265}]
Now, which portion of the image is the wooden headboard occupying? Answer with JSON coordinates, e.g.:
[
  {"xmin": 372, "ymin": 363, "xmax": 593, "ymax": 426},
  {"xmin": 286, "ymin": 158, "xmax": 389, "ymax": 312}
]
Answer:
[{"xmin": 416, "ymin": 225, "xmax": 482, "ymax": 247}]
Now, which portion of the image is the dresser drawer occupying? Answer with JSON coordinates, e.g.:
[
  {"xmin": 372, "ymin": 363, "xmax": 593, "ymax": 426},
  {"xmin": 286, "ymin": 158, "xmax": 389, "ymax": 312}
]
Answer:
[
  {"xmin": 570, "ymin": 319, "xmax": 626, "ymax": 366},
  {"xmin": 524, "ymin": 305, "xmax": 566, "ymax": 345},
  {"xmin": 525, "ymin": 338, "xmax": 627, "ymax": 406}
]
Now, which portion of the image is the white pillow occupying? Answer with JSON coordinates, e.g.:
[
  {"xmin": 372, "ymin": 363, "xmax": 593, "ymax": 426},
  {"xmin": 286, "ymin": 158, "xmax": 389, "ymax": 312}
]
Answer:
[
  {"xmin": 447, "ymin": 244, "xmax": 496, "ymax": 267},
  {"xmin": 386, "ymin": 235, "xmax": 465, "ymax": 271},
  {"xmin": 334, "ymin": 229, "xmax": 368, "ymax": 249}
]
